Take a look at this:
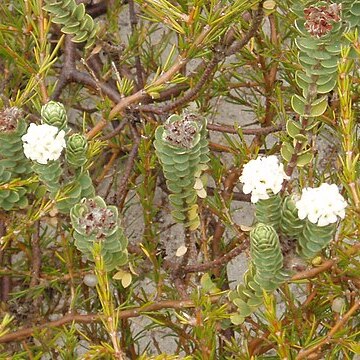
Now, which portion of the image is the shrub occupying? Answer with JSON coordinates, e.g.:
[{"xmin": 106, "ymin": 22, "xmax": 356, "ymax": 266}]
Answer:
[{"xmin": 0, "ymin": 0, "xmax": 359, "ymax": 359}]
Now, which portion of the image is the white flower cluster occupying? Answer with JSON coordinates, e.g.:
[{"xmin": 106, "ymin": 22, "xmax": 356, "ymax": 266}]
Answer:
[
  {"xmin": 295, "ymin": 183, "xmax": 347, "ymax": 227},
  {"xmin": 239, "ymin": 156, "xmax": 289, "ymax": 203},
  {"xmin": 22, "ymin": 123, "xmax": 66, "ymax": 165}
]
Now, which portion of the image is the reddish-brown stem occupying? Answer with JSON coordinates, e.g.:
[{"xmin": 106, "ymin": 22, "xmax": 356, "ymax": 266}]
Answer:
[
  {"xmin": 116, "ymin": 124, "xmax": 140, "ymax": 209},
  {"xmin": 95, "ymin": 148, "xmax": 121, "ymax": 184},
  {"xmin": 0, "ymin": 296, "xmax": 221, "ymax": 343},
  {"xmin": 29, "ymin": 221, "xmax": 41, "ymax": 288},
  {"xmin": 207, "ymin": 123, "xmax": 283, "ymax": 135},
  {"xmin": 211, "ymin": 167, "xmax": 242, "ymax": 277},
  {"xmin": 296, "ymin": 299, "xmax": 360, "ymax": 359},
  {"xmin": 184, "ymin": 241, "xmax": 248, "ymax": 274}
]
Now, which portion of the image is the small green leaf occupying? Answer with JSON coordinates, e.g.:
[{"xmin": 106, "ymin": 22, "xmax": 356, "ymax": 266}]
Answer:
[
  {"xmin": 325, "ymin": 44, "xmax": 341, "ymax": 54},
  {"xmin": 286, "ymin": 119, "xmax": 301, "ymax": 139},
  {"xmin": 309, "ymin": 50, "xmax": 332, "ymax": 60},
  {"xmin": 294, "ymin": 134, "xmax": 308, "ymax": 142},
  {"xmin": 321, "ymin": 57, "xmax": 338, "ymax": 68},
  {"xmin": 316, "ymin": 74, "xmax": 334, "ymax": 86},
  {"xmin": 281, "ymin": 142, "xmax": 294, "ymax": 162},
  {"xmin": 233, "ymin": 298, "xmax": 252, "ymax": 317},
  {"xmin": 188, "ymin": 218, "xmax": 200, "ymax": 230},
  {"xmin": 298, "ymin": 54, "xmax": 317, "ymax": 66},
  {"xmin": 263, "ymin": 0, "xmax": 276, "ymax": 10},
  {"xmin": 291, "ymin": 94, "xmax": 306, "ymax": 116},
  {"xmin": 113, "ymin": 270, "xmax": 132, "ymax": 288},
  {"xmin": 295, "ymin": 38, "xmax": 321, "ymax": 51},
  {"xmin": 311, "ymin": 67, "xmax": 337, "ymax": 76},
  {"xmin": 121, "ymin": 273, "xmax": 132, "ymax": 288},
  {"xmin": 304, "ymin": 119, "xmax": 318, "ymax": 131},
  {"xmin": 297, "ymin": 152, "xmax": 313, "ymax": 167},
  {"xmin": 200, "ymin": 273, "xmax": 219, "ymax": 293},
  {"xmin": 317, "ymin": 78, "xmax": 337, "ymax": 94},
  {"xmin": 148, "ymin": 91, "xmax": 160, "ymax": 99},
  {"xmin": 230, "ymin": 313, "xmax": 244, "ymax": 325},
  {"xmin": 310, "ymin": 96, "xmax": 328, "ymax": 117},
  {"xmin": 351, "ymin": 2, "xmax": 360, "ymax": 16}
]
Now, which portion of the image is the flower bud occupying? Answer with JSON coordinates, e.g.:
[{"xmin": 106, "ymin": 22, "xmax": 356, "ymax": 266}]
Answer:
[
  {"xmin": 41, "ymin": 101, "xmax": 67, "ymax": 130},
  {"xmin": 66, "ymin": 133, "xmax": 88, "ymax": 168}
]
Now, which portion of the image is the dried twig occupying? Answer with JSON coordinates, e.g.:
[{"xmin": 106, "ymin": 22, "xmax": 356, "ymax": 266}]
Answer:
[
  {"xmin": 0, "ymin": 295, "xmax": 221, "ymax": 343},
  {"xmin": 296, "ymin": 299, "xmax": 360, "ymax": 359},
  {"xmin": 29, "ymin": 221, "xmax": 41, "ymax": 288}
]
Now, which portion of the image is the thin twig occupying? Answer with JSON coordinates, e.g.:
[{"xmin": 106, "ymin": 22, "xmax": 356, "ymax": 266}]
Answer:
[
  {"xmin": 0, "ymin": 295, "xmax": 221, "ymax": 343},
  {"xmin": 128, "ymin": 0, "xmax": 144, "ymax": 90},
  {"xmin": 116, "ymin": 124, "xmax": 140, "ymax": 209},
  {"xmin": 184, "ymin": 241, "xmax": 248, "ymax": 274},
  {"xmin": 207, "ymin": 123, "xmax": 283, "ymax": 135},
  {"xmin": 29, "ymin": 221, "xmax": 41, "ymax": 288},
  {"xmin": 87, "ymin": 2, "xmax": 265, "ymax": 138},
  {"xmin": 290, "ymin": 260, "xmax": 336, "ymax": 281},
  {"xmin": 0, "ymin": 218, "xmax": 10, "ymax": 303},
  {"xmin": 100, "ymin": 119, "xmax": 128, "ymax": 141},
  {"xmin": 225, "ymin": 1, "xmax": 265, "ymax": 57},
  {"xmin": 157, "ymin": 55, "xmax": 220, "ymax": 114},
  {"xmin": 296, "ymin": 299, "xmax": 360, "ymax": 360},
  {"xmin": 211, "ymin": 167, "xmax": 242, "ymax": 277}
]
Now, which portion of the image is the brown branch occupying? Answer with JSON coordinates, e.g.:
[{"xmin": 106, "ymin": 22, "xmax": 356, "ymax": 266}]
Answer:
[
  {"xmin": 290, "ymin": 260, "xmax": 336, "ymax": 281},
  {"xmin": 184, "ymin": 241, "xmax": 249, "ymax": 274},
  {"xmin": 100, "ymin": 119, "xmax": 128, "ymax": 141},
  {"xmin": 116, "ymin": 124, "xmax": 140, "ymax": 209},
  {"xmin": 29, "ymin": 221, "xmax": 41, "ymax": 288},
  {"xmin": 87, "ymin": 1, "xmax": 107, "ymax": 18},
  {"xmin": 51, "ymin": 36, "xmax": 76, "ymax": 100},
  {"xmin": 87, "ymin": 2, "xmax": 265, "ymax": 137},
  {"xmin": 211, "ymin": 167, "xmax": 242, "ymax": 277},
  {"xmin": 0, "ymin": 295, "xmax": 221, "ymax": 344},
  {"xmin": 157, "ymin": 54, "xmax": 220, "ymax": 114},
  {"xmin": 51, "ymin": 36, "xmax": 122, "ymax": 103},
  {"xmin": 225, "ymin": 1, "xmax": 265, "ymax": 57},
  {"xmin": 139, "ymin": 2, "xmax": 265, "ymax": 117},
  {"xmin": 207, "ymin": 123, "xmax": 283, "ymax": 135},
  {"xmin": 128, "ymin": 0, "xmax": 144, "ymax": 90},
  {"xmin": 296, "ymin": 299, "xmax": 360, "ymax": 360},
  {"xmin": 0, "ymin": 218, "xmax": 10, "ymax": 303}
]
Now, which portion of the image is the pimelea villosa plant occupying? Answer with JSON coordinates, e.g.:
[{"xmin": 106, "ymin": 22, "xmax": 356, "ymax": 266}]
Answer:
[
  {"xmin": 0, "ymin": 0, "xmax": 359, "ymax": 358},
  {"xmin": 154, "ymin": 113, "xmax": 209, "ymax": 230},
  {"xmin": 230, "ymin": 155, "xmax": 348, "ymax": 324}
]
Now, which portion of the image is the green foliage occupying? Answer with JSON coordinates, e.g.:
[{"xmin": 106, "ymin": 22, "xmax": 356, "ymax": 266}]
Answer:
[
  {"xmin": 70, "ymin": 196, "xmax": 128, "ymax": 271},
  {"xmin": 0, "ymin": 116, "xmax": 30, "ymax": 175},
  {"xmin": 154, "ymin": 113, "xmax": 209, "ymax": 230},
  {"xmin": 32, "ymin": 160, "xmax": 62, "ymax": 197},
  {"xmin": 41, "ymin": 100, "xmax": 68, "ymax": 131},
  {"xmin": 0, "ymin": 113, "xmax": 31, "ymax": 210},
  {"xmin": 56, "ymin": 171, "xmax": 95, "ymax": 213},
  {"xmin": 255, "ymin": 194, "xmax": 282, "ymax": 228},
  {"xmin": 0, "ymin": 182, "xmax": 28, "ymax": 211},
  {"xmin": 230, "ymin": 223, "xmax": 288, "ymax": 324},
  {"xmin": 297, "ymin": 221, "xmax": 337, "ymax": 260},
  {"xmin": 281, "ymin": 1, "xmax": 359, "ymax": 168},
  {"xmin": 65, "ymin": 133, "xmax": 88, "ymax": 168},
  {"xmin": 280, "ymin": 194, "xmax": 305, "ymax": 237},
  {"xmin": 43, "ymin": 0, "xmax": 98, "ymax": 49},
  {"xmin": 0, "ymin": 0, "xmax": 359, "ymax": 358}
]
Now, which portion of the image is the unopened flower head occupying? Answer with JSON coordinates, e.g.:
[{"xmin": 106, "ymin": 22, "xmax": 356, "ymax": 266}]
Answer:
[
  {"xmin": 22, "ymin": 123, "xmax": 66, "ymax": 164},
  {"xmin": 304, "ymin": 3, "xmax": 341, "ymax": 38},
  {"xmin": 239, "ymin": 156, "xmax": 289, "ymax": 203},
  {"xmin": 295, "ymin": 183, "xmax": 347, "ymax": 227}
]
